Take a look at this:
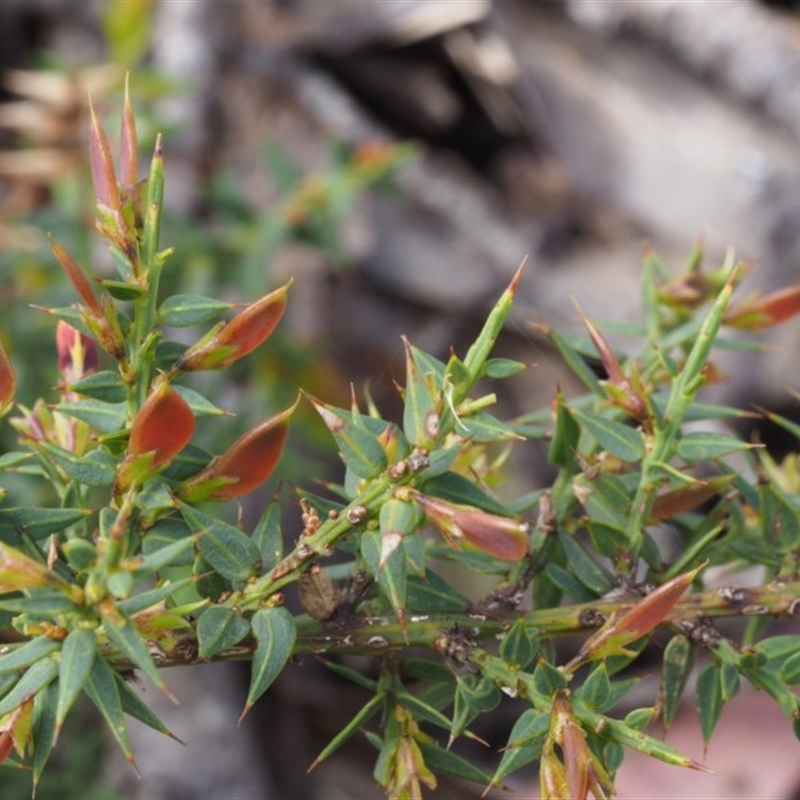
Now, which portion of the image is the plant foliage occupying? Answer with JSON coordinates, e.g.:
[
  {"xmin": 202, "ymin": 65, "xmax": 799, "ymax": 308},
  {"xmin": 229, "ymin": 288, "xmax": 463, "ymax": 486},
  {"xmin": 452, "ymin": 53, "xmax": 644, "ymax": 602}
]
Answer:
[{"xmin": 2, "ymin": 92, "xmax": 800, "ymax": 799}]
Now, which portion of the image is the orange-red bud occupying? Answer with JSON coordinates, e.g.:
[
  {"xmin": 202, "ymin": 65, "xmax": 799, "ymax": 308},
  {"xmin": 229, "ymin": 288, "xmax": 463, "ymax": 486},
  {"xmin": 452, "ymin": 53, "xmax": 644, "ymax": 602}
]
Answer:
[
  {"xmin": 415, "ymin": 493, "xmax": 529, "ymax": 561},
  {"xmin": 724, "ymin": 284, "xmax": 800, "ymax": 330},
  {"xmin": 566, "ymin": 565, "xmax": 702, "ymax": 672},
  {"xmin": 0, "ymin": 335, "xmax": 16, "ymax": 417},
  {"xmin": 175, "ymin": 280, "xmax": 291, "ymax": 373},
  {"xmin": 127, "ymin": 382, "xmax": 195, "ymax": 469},
  {"xmin": 179, "ymin": 398, "xmax": 297, "ymax": 501}
]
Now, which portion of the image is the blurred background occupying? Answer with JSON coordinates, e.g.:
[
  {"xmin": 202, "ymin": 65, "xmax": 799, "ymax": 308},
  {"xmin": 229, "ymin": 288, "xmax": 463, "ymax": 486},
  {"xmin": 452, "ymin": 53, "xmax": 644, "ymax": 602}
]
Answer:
[{"xmin": 3, "ymin": 1, "xmax": 800, "ymax": 797}]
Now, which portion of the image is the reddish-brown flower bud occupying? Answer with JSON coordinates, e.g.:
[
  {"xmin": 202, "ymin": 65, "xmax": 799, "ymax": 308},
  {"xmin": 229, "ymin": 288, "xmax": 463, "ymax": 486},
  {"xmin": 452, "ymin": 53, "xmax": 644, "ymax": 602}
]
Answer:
[
  {"xmin": 174, "ymin": 280, "xmax": 291, "ymax": 373},
  {"xmin": 179, "ymin": 398, "xmax": 297, "ymax": 501},
  {"xmin": 56, "ymin": 320, "xmax": 98, "ymax": 384},
  {"xmin": 127, "ymin": 382, "xmax": 195, "ymax": 469},
  {"xmin": 0, "ymin": 336, "xmax": 16, "ymax": 417},
  {"xmin": 415, "ymin": 493, "xmax": 529, "ymax": 561}
]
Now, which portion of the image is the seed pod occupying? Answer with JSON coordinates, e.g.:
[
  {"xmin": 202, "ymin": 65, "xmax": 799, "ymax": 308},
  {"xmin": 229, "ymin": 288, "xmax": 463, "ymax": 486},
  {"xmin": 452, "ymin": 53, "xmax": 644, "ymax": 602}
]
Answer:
[{"xmin": 299, "ymin": 565, "xmax": 340, "ymax": 621}]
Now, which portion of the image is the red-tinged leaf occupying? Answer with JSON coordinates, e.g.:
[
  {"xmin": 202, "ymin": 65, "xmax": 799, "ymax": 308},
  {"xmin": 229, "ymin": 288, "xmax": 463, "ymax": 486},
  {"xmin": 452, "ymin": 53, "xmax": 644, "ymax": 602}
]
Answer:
[
  {"xmin": 88, "ymin": 96, "xmax": 120, "ymax": 212},
  {"xmin": 724, "ymin": 284, "xmax": 800, "ymax": 330},
  {"xmin": 48, "ymin": 235, "xmax": 103, "ymax": 316},
  {"xmin": 119, "ymin": 75, "xmax": 138, "ymax": 189},
  {"xmin": 0, "ymin": 730, "xmax": 12, "ymax": 768},
  {"xmin": 0, "ymin": 335, "xmax": 15, "ymax": 416},
  {"xmin": 179, "ymin": 398, "xmax": 297, "ymax": 501},
  {"xmin": 613, "ymin": 565, "xmax": 702, "ymax": 640},
  {"xmin": 576, "ymin": 304, "xmax": 625, "ymax": 385},
  {"xmin": 128, "ymin": 382, "xmax": 195, "ymax": 468}
]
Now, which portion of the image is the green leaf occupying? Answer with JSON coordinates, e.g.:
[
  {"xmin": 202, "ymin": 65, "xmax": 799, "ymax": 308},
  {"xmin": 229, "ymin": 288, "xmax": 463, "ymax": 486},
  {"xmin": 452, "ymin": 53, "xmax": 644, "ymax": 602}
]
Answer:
[
  {"xmin": 578, "ymin": 663, "xmax": 612, "ymax": 712},
  {"xmin": 558, "ymin": 531, "xmax": 615, "ymax": 595},
  {"xmin": 117, "ymin": 577, "xmax": 197, "ymax": 615},
  {"xmin": 0, "ymin": 591, "xmax": 77, "ymax": 616},
  {"xmin": 419, "ymin": 471, "xmax": 509, "ymax": 516},
  {"xmin": 696, "ymin": 662, "xmax": 723, "ymax": 749},
  {"xmin": 759, "ymin": 482, "xmax": 800, "ymax": 551},
  {"xmin": 31, "ymin": 679, "xmax": 59, "ymax": 792},
  {"xmin": 56, "ymin": 629, "xmax": 97, "ymax": 732},
  {"xmin": 179, "ymin": 503, "xmax": 260, "ymax": 582},
  {"xmin": 418, "ymin": 740, "xmax": 495, "ymax": 786},
  {"xmin": 499, "ymin": 620, "xmax": 538, "ymax": 669},
  {"xmin": 308, "ymin": 396, "xmax": 388, "ymax": 479},
  {"xmin": 243, "ymin": 606, "xmax": 296, "ymax": 718},
  {"xmin": 362, "ymin": 529, "xmax": 407, "ymax": 620},
  {"xmin": 676, "ymin": 431, "xmax": 754, "ymax": 462},
  {"xmin": 549, "ymin": 392, "xmax": 580, "ymax": 468},
  {"xmin": 101, "ymin": 609, "xmax": 166, "ymax": 692},
  {"xmin": 136, "ymin": 529, "xmax": 197, "ymax": 575},
  {"xmin": 0, "ymin": 507, "xmax": 90, "ymax": 540},
  {"xmin": 532, "ymin": 658, "xmax": 569, "ymax": 696},
  {"xmin": 252, "ymin": 501, "xmax": 283, "ymax": 571},
  {"xmin": 458, "ymin": 262, "xmax": 522, "ymax": 402},
  {"xmin": 572, "ymin": 408, "xmax": 645, "ymax": 462},
  {"xmin": 193, "ymin": 553, "xmax": 230, "ymax": 601},
  {"xmin": 575, "ymin": 472, "xmax": 631, "ymax": 531},
  {"xmin": 544, "ymin": 563, "xmax": 595, "ymax": 603},
  {"xmin": 101, "ymin": 278, "xmax": 146, "ymax": 300},
  {"xmin": 172, "ymin": 384, "xmax": 229, "ymax": 417},
  {"xmin": 0, "ymin": 656, "xmax": 59, "ymax": 716},
  {"xmin": 39, "ymin": 443, "xmax": 117, "ymax": 487},
  {"xmin": 114, "ymin": 668, "xmax": 179, "ymax": 740},
  {"xmin": 84, "ymin": 654, "xmax": 134, "ymax": 762},
  {"xmin": 484, "ymin": 358, "xmax": 527, "ymax": 380},
  {"xmin": 0, "ymin": 636, "xmax": 60, "ymax": 674},
  {"xmin": 405, "ymin": 571, "xmax": 470, "ymax": 613},
  {"xmin": 142, "ymin": 518, "xmax": 195, "ymax": 567},
  {"xmin": 490, "ymin": 708, "xmax": 549, "ymax": 787},
  {"xmin": 397, "ymin": 689, "xmax": 453, "ymax": 731},
  {"xmin": 311, "ymin": 693, "xmax": 384, "ymax": 770},
  {"xmin": 57, "ymin": 399, "xmax": 128, "ymax": 434},
  {"xmin": 403, "ymin": 339, "xmax": 441, "ymax": 448},
  {"xmin": 70, "ymin": 370, "xmax": 128, "ymax": 402},
  {"xmin": 197, "ymin": 606, "xmax": 250, "ymax": 659},
  {"xmin": 458, "ymin": 410, "xmax": 521, "ymax": 442},
  {"xmin": 159, "ymin": 294, "xmax": 232, "ymax": 327},
  {"xmin": 659, "ymin": 634, "xmax": 694, "ymax": 730}
]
